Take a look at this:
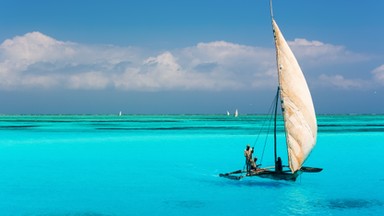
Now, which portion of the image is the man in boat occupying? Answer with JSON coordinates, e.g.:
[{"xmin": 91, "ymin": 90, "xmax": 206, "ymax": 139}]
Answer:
[
  {"xmin": 276, "ymin": 157, "xmax": 283, "ymax": 172},
  {"xmin": 249, "ymin": 147, "xmax": 254, "ymax": 164},
  {"xmin": 250, "ymin": 157, "xmax": 258, "ymax": 171},
  {"xmin": 244, "ymin": 144, "xmax": 251, "ymax": 173}
]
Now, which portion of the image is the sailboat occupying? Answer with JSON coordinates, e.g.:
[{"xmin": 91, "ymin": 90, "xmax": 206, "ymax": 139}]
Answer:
[
  {"xmin": 234, "ymin": 109, "xmax": 238, "ymax": 117},
  {"xmin": 220, "ymin": 0, "xmax": 322, "ymax": 181}
]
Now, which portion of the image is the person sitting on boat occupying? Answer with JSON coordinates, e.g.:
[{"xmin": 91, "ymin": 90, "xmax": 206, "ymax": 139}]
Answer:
[
  {"xmin": 250, "ymin": 157, "xmax": 258, "ymax": 171},
  {"xmin": 248, "ymin": 147, "xmax": 254, "ymax": 163},
  {"xmin": 276, "ymin": 157, "xmax": 283, "ymax": 172},
  {"xmin": 244, "ymin": 144, "xmax": 251, "ymax": 173}
]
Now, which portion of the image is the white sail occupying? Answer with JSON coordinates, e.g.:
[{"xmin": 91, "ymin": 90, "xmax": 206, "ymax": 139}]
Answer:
[
  {"xmin": 272, "ymin": 19, "xmax": 317, "ymax": 173},
  {"xmin": 234, "ymin": 109, "xmax": 238, "ymax": 117}
]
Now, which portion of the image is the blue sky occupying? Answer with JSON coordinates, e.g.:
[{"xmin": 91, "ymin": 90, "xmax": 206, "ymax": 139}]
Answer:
[{"xmin": 0, "ymin": 0, "xmax": 383, "ymax": 114}]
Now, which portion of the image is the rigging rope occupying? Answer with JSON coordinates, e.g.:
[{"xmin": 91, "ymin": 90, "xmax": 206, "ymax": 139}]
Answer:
[{"xmin": 252, "ymin": 90, "xmax": 279, "ymax": 165}]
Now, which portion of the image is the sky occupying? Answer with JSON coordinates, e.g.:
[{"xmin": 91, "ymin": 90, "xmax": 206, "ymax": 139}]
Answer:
[{"xmin": 0, "ymin": 0, "xmax": 383, "ymax": 114}]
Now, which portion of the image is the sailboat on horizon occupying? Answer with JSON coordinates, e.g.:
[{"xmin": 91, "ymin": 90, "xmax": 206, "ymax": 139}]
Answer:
[{"xmin": 220, "ymin": 0, "xmax": 322, "ymax": 181}]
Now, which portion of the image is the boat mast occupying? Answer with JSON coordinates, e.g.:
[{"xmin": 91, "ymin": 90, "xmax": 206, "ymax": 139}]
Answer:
[
  {"xmin": 270, "ymin": 0, "xmax": 279, "ymax": 168},
  {"xmin": 273, "ymin": 86, "xmax": 279, "ymax": 165}
]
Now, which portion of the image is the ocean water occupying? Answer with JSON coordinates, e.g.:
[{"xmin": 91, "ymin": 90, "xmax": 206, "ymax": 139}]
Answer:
[{"xmin": 0, "ymin": 114, "xmax": 383, "ymax": 216}]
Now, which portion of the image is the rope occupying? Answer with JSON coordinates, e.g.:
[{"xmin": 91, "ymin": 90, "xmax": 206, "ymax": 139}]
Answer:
[{"xmin": 252, "ymin": 90, "xmax": 279, "ymax": 166}]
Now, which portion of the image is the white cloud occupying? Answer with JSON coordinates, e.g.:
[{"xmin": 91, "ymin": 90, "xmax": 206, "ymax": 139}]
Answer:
[
  {"xmin": 0, "ymin": 32, "xmax": 379, "ymax": 91},
  {"xmin": 318, "ymin": 74, "xmax": 368, "ymax": 89},
  {"xmin": 114, "ymin": 52, "xmax": 188, "ymax": 90},
  {"xmin": 372, "ymin": 64, "xmax": 384, "ymax": 85},
  {"xmin": 316, "ymin": 64, "xmax": 384, "ymax": 90},
  {"xmin": 179, "ymin": 41, "xmax": 276, "ymax": 89},
  {"xmin": 0, "ymin": 32, "xmax": 73, "ymax": 62},
  {"xmin": 289, "ymin": 38, "xmax": 369, "ymax": 66},
  {"xmin": 68, "ymin": 72, "xmax": 110, "ymax": 90},
  {"xmin": 0, "ymin": 32, "xmax": 142, "ymax": 90}
]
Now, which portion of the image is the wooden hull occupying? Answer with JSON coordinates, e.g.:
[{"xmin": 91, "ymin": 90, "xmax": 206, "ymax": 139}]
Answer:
[
  {"xmin": 220, "ymin": 166, "xmax": 322, "ymax": 182},
  {"xmin": 220, "ymin": 169, "xmax": 299, "ymax": 181},
  {"xmin": 248, "ymin": 169, "xmax": 300, "ymax": 181}
]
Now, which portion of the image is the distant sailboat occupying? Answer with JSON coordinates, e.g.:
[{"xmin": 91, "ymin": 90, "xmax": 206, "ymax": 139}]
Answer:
[
  {"xmin": 227, "ymin": 111, "xmax": 230, "ymax": 116},
  {"xmin": 220, "ymin": 0, "xmax": 322, "ymax": 181},
  {"xmin": 234, "ymin": 109, "xmax": 238, "ymax": 117},
  {"xmin": 119, "ymin": 111, "xmax": 122, "ymax": 116}
]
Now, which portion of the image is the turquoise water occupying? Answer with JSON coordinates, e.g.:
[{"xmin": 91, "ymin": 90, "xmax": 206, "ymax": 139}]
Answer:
[{"xmin": 0, "ymin": 115, "xmax": 383, "ymax": 216}]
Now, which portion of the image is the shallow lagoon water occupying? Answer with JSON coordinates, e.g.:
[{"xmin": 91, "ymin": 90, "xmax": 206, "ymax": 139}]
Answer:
[{"xmin": 0, "ymin": 115, "xmax": 383, "ymax": 215}]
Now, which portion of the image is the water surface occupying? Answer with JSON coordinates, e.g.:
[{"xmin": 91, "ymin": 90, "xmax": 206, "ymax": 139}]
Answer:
[{"xmin": 0, "ymin": 115, "xmax": 383, "ymax": 215}]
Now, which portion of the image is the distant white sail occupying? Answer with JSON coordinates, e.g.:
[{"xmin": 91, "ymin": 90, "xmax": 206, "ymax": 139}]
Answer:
[
  {"xmin": 272, "ymin": 19, "xmax": 317, "ymax": 173},
  {"xmin": 234, "ymin": 109, "xmax": 238, "ymax": 117}
]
